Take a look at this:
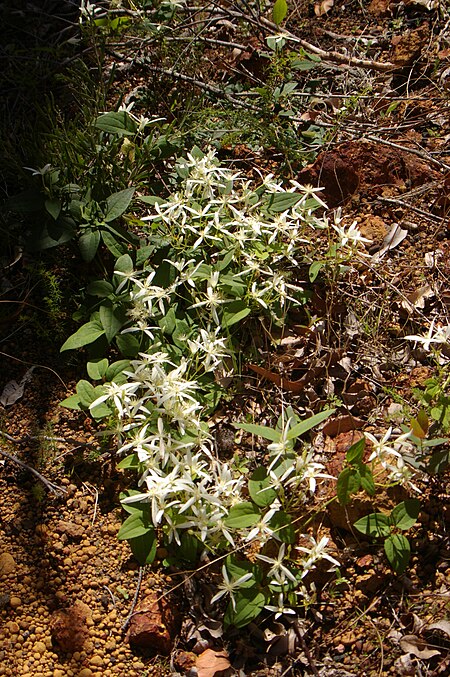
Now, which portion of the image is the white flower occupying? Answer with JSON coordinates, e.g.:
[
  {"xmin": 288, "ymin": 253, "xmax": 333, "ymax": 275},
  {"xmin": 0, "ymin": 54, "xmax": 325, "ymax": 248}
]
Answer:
[
  {"xmin": 24, "ymin": 163, "xmax": 52, "ymax": 176},
  {"xmin": 256, "ymin": 543, "xmax": 297, "ymax": 584},
  {"xmin": 404, "ymin": 320, "xmax": 450, "ymax": 351},
  {"xmin": 210, "ymin": 565, "xmax": 253, "ymax": 610},
  {"xmin": 188, "ymin": 326, "xmax": 229, "ymax": 370},
  {"xmin": 289, "ymin": 181, "xmax": 328, "ymax": 209},
  {"xmin": 245, "ymin": 503, "xmax": 279, "ymax": 543},
  {"xmin": 332, "ymin": 219, "xmax": 372, "ymax": 248},
  {"xmin": 296, "ymin": 535, "xmax": 340, "ymax": 574},
  {"xmin": 364, "ymin": 428, "xmax": 411, "ymax": 463},
  {"xmin": 264, "ymin": 592, "xmax": 296, "ymax": 619}
]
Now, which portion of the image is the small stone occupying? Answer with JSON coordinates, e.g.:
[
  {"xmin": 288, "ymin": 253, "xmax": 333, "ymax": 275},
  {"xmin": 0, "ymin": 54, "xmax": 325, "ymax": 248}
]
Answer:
[
  {"xmin": 10, "ymin": 596, "xmax": 21, "ymax": 609},
  {"xmin": 0, "ymin": 553, "xmax": 16, "ymax": 575},
  {"xmin": 53, "ymin": 670, "xmax": 65, "ymax": 677},
  {"xmin": 7, "ymin": 621, "xmax": 19, "ymax": 633},
  {"xmin": 126, "ymin": 592, "xmax": 181, "ymax": 655},
  {"xmin": 78, "ymin": 669, "xmax": 93, "ymax": 677},
  {"xmin": 34, "ymin": 641, "xmax": 47, "ymax": 653},
  {"xmin": 89, "ymin": 656, "xmax": 103, "ymax": 667}
]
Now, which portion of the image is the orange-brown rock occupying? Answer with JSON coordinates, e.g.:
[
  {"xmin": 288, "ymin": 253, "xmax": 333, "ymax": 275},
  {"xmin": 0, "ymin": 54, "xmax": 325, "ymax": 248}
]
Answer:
[
  {"xmin": 126, "ymin": 591, "xmax": 181, "ymax": 655},
  {"xmin": 50, "ymin": 600, "xmax": 91, "ymax": 652}
]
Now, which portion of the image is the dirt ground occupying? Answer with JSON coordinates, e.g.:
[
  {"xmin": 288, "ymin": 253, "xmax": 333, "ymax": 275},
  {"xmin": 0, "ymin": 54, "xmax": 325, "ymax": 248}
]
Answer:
[{"xmin": 1, "ymin": 0, "xmax": 450, "ymax": 675}]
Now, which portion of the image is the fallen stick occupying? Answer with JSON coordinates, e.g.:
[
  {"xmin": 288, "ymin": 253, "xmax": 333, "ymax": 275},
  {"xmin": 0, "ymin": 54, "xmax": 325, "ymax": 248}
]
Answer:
[{"xmin": 0, "ymin": 447, "xmax": 67, "ymax": 495}]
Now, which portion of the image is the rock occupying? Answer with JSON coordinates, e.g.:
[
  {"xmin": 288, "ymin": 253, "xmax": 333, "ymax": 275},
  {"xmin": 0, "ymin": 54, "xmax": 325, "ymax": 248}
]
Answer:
[
  {"xmin": 296, "ymin": 140, "xmax": 439, "ymax": 207},
  {"xmin": 55, "ymin": 520, "xmax": 84, "ymax": 540},
  {"xmin": 126, "ymin": 592, "xmax": 182, "ymax": 655},
  {"xmin": 9, "ymin": 596, "xmax": 21, "ymax": 609},
  {"xmin": 0, "ymin": 553, "xmax": 16, "ymax": 575},
  {"xmin": 368, "ymin": 0, "xmax": 392, "ymax": 16},
  {"xmin": 50, "ymin": 600, "xmax": 91, "ymax": 652},
  {"xmin": 391, "ymin": 23, "xmax": 429, "ymax": 67}
]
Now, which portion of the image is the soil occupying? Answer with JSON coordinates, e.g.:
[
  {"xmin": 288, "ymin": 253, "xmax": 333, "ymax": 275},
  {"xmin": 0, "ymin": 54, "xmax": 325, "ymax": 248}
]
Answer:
[{"xmin": 2, "ymin": 1, "xmax": 450, "ymax": 676}]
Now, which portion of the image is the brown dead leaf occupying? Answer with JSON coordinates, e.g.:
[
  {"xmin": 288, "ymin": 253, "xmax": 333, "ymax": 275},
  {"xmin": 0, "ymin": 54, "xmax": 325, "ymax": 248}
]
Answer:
[
  {"xmin": 424, "ymin": 620, "xmax": 450, "ymax": 637},
  {"xmin": 401, "ymin": 285, "xmax": 434, "ymax": 312},
  {"xmin": 314, "ymin": 0, "xmax": 334, "ymax": 17},
  {"xmin": 196, "ymin": 649, "xmax": 233, "ymax": 677},
  {"xmin": 399, "ymin": 634, "xmax": 441, "ymax": 659},
  {"xmin": 322, "ymin": 415, "xmax": 364, "ymax": 437}
]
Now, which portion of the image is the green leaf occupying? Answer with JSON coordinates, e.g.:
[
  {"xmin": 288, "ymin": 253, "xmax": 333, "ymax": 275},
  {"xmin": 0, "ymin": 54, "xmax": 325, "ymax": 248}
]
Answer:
[
  {"xmin": 95, "ymin": 111, "xmax": 137, "ymax": 136},
  {"xmin": 60, "ymin": 321, "xmax": 105, "ymax": 351},
  {"xmin": 116, "ymin": 332, "xmax": 140, "ymax": 358},
  {"xmin": 225, "ymin": 555, "xmax": 260, "ymax": 586},
  {"xmin": 270, "ymin": 511, "xmax": 295, "ymax": 543},
  {"xmin": 159, "ymin": 306, "xmax": 177, "ymax": 334},
  {"xmin": 248, "ymin": 467, "xmax": 277, "ymax": 507},
  {"xmin": 389, "ymin": 500, "xmax": 420, "ymax": 530},
  {"xmin": 336, "ymin": 467, "xmax": 361, "ymax": 505},
  {"xmin": 59, "ymin": 394, "xmax": 81, "ymax": 410},
  {"xmin": 117, "ymin": 454, "xmax": 140, "ymax": 470},
  {"xmin": 353, "ymin": 513, "xmax": 391, "ymax": 538},
  {"xmin": 76, "ymin": 380, "xmax": 97, "ymax": 407},
  {"xmin": 87, "ymin": 280, "xmax": 114, "ymax": 297},
  {"xmin": 224, "ymin": 502, "xmax": 261, "ymax": 529},
  {"xmin": 272, "ymin": 0, "xmax": 288, "ymax": 25},
  {"xmin": 45, "ymin": 198, "xmax": 61, "ymax": 220},
  {"xmin": 105, "ymin": 360, "xmax": 130, "ymax": 382},
  {"xmin": 117, "ymin": 511, "xmax": 153, "ymax": 540},
  {"xmin": 224, "ymin": 589, "xmax": 267, "ymax": 629},
  {"xmin": 101, "ymin": 230, "xmax": 129, "ymax": 258},
  {"xmin": 359, "ymin": 464, "xmax": 375, "ymax": 496},
  {"xmin": 105, "ymin": 187, "xmax": 135, "ymax": 222},
  {"xmin": 346, "ymin": 437, "xmax": 366, "ymax": 465},
  {"xmin": 114, "ymin": 253, "xmax": 134, "ymax": 275},
  {"xmin": 234, "ymin": 422, "xmax": 280, "ymax": 443},
  {"xmin": 309, "ymin": 260, "xmax": 324, "ymax": 282},
  {"xmin": 266, "ymin": 191, "xmax": 301, "ymax": 213},
  {"xmin": 287, "ymin": 408, "xmax": 335, "ymax": 440},
  {"xmin": 384, "ymin": 533, "xmax": 410, "ymax": 574},
  {"xmin": 129, "ymin": 530, "xmax": 157, "ymax": 566},
  {"xmin": 86, "ymin": 358, "xmax": 108, "ymax": 381},
  {"xmin": 99, "ymin": 305, "xmax": 125, "ymax": 342},
  {"xmin": 79, "ymin": 229, "xmax": 101, "ymax": 262},
  {"xmin": 221, "ymin": 300, "xmax": 251, "ymax": 328}
]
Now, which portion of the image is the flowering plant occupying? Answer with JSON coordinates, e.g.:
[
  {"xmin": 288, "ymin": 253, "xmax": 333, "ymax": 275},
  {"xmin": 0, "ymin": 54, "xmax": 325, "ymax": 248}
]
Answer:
[{"xmin": 61, "ymin": 141, "xmax": 376, "ymax": 627}]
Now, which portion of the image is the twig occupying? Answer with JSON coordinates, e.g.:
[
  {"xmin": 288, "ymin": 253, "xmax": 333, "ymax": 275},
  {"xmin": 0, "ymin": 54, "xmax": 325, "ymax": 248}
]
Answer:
[
  {"xmin": 103, "ymin": 585, "xmax": 117, "ymax": 608},
  {"xmin": 0, "ymin": 351, "xmax": 67, "ymax": 387},
  {"xmin": 215, "ymin": 9, "xmax": 397, "ymax": 72},
  {"xmin": 0, "ymin": 431, "xmax": 104, "ymax": 457},
  {"xmin": 0, "ymin": 447, "xmax": 67, "ymax": 495},
  {"xmin": 365, "ymin": 134, "xmax": 450, "ymax": 171},
  {"xmin": 126, "ymin": 58, "xmax": 259, "ymax": 111},
  {"xmin": 377, "ymin": 197, "xmax": 444, "ymax": 223},
  {"xmin": 293, "ymin": 621, "xmax": 320, "ymax": 677},
  {"xmin": 121, "ymin": 566, "xmax": 145, "ymax": 632}
]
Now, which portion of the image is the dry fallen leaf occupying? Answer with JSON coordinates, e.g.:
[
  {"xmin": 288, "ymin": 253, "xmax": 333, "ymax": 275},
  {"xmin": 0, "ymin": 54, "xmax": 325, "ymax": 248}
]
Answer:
[
  {"xmin": 424, "ymin": 620, "xmax": 450, "ymax": 637},
  {"xmin": 371, "ymin": 223, "xmax": 408, "ymax": 261},
  {"xmin": 196, "ymin": 648, "xmax": 233, "ymax": 677},
  {"xmin": 401, "ymin": 284, "xmax": 434, "ymax": 312},
  {"xmin": 314, "ymin": 0, "xmax": 334, "ymax": 17},
  {"xmin": 399, "ymin": 634, "xmax": 441, "ymax": 660},
  {"xmin": 0, "ymin": 367, "xmax": 35, "ymax": 407}
]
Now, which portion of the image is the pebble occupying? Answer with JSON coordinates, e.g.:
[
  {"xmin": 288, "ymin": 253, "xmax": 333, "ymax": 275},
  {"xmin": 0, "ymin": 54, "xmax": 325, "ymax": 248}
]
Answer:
[
  {"xmin": 10, "ymin": 596, "xmax": 21, "ymax": 609},
  {"xmin": 89, "ymin": 656, "xmax": 103, "ymax": 667},
  {"xmin": 0, "ymin": 552, "xmax": 16, "ymax": 574},
  {"xmin": 78, "ymin": 669, "xmax": 93, "ymax": 677},
  {"xmin": 53, "ymin": 671, "xmax": 64, "ymax": 677}
]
